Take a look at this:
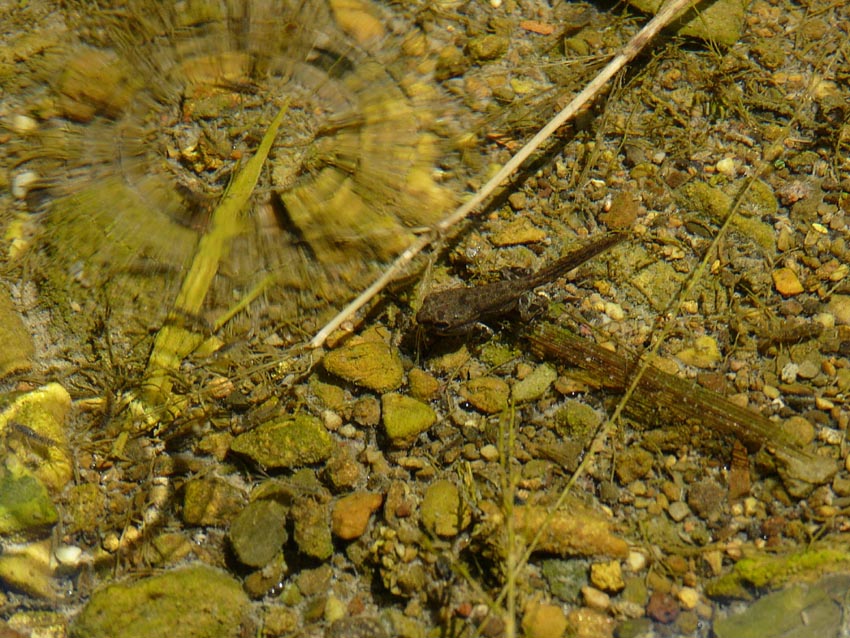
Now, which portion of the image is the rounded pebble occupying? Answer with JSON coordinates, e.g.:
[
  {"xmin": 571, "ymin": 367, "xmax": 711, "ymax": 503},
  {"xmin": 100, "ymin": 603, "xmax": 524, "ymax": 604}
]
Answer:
[
  {"xmin": 667, "ymin": 501, "xmax": 691, "ymax": 522},
  {"xmin": 12, "ymin": 171, "xmax": 39, "ymax": 199}
]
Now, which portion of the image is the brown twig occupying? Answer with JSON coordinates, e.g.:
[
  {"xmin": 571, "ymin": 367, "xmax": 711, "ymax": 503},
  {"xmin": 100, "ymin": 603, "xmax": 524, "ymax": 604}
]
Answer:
[{"xmin": 308, "ymin": 0, "xmax": 700, "ymax": 348}]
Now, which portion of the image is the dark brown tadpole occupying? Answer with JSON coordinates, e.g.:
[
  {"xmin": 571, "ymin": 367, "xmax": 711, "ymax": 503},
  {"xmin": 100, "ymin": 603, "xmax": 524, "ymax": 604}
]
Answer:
[{"xmin": 416, "ymin": 232, "xmax": 625, "ymax": 336}]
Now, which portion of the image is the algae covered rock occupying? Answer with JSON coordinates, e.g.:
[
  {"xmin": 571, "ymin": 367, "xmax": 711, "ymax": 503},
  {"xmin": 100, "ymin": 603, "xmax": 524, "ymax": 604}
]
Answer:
[
  {"xmin": 511, "ymin": 364, "xmax": 558, "ymax": 403},
  {"xmin": 382, "ymin": 393, "xmax": 436, "ymax": 448},
  {"xmin": 182, "ymin": 477, "xmax": 246, "ymax": 527},
  {"xmin": 420, "ymin": 480, "xmax": 471, "ymax": 537},
  {"xmin": 229, "ymin": 499, "xmax": 288, "ymax": 568},
  {"xmin": 0, "ymin": 382, "xmax": 73, "ymax": 492},
  {"xmin": 231, "ymin": 413, "xmax": 333, "ymax": 469},
  {"xmin": 0, "ymin": 456, "xmax": 58, "ymax": 534},
  {"xmin": 0, "ymin": 287, "xmax": 34, "ymax": 377},
  {"xmin": 323, "ymin": 334, "xmax": 404, "ymax": 392},
  {"xmin": 461, "ymin": 377, "xmax": 509, "ymax": 414},
  {"xmin": 70, "ymin": 564, "xmax": 253, "ymax": 638}
]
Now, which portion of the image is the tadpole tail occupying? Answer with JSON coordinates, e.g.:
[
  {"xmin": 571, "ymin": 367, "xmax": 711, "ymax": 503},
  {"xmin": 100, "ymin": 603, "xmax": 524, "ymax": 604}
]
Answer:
[{"xmin": 533, "ymin": 231, "xmax": 627, "ymax": 284}]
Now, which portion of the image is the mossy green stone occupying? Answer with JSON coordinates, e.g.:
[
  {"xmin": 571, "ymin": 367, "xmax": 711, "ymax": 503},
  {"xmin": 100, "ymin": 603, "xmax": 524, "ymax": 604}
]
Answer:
[
  {"xmin": 0, "ymin": 457, "xmax": 57, "ymax": 534},
  {"xmin": 323, "ymin": 340, "xmax": 403, "ymax": 392},
  {"xmin": 231, "ymin": 413, "xmax": 333, "ymax": 468},
  {"xmin": 381, "ymin": 394, "xmax": 436, "ymax": 448},
  {"xmin": 70, "ymin": 565, "xmax": 252, "ymax": 638}
]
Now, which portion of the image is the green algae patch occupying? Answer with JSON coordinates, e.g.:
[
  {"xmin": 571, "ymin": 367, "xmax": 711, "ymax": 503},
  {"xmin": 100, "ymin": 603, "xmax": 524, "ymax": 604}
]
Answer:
[
  {"xmin": 0, "ymin": 456, "xmax": 58, "ymax": 534},
  {"xmin": 628, "ymin": 0, "xmax": 746, "ymax": 46},
  {"xmin": 712, "ymin": 576, "xmax": 849, "ymax": 638},
  {"xmin": 231, "ymin": 413, "xmax": 333, "ymax": 469},
  {"xmin": 707, "ymin": 548, "xmax": 850, "ymax": 600},
  {"xmin": 382, "ymin": 394, "xmax": 436, "ymax": 448},
  {"xmin": 678, "ymin": 181, "xmax": 777, "ymax": 255},
  {"xmin": 70, "ymin": 564, "xmax": 253, "ymax": 638}
]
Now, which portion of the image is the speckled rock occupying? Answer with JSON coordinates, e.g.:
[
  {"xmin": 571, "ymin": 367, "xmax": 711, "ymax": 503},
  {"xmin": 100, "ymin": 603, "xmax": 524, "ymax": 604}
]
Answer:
[
  {"xmin": 0, "ymin": 539, "xmax": 56, "ymax": 600},
  {"xmin": 228, "ymin": 499, "xmax": 288, "ymax": 567},
  {"xmin": 323, "ymin": 333, "xmax": 404, "ymax": 393},
  {"xmin": 420, "ymin": 480, "xmax": 471, "ymax": 537},
  {"xmin": 70, "ymin": 564, "xmax": 253, "ymax": 638},
  {"xmin": 382, "ymin": 393, "xmax": 436, "ymax": 448},
  {"xmin": 230, "ymin": 413, "xmax": 333, "ymax": 469},
  {"xmin": 772, "ymin": 267, "xmax": 804, "ymax": 296},
  {"xmin": 615, "ymin": 447, "xmax": 654, "ymax": 484},
  {"xmin": 489, "ymin": 218, "xmax": 546, "ymax": 246},
  {"xmin": 332, "ymin": 492, "xmax": 383, "ymax": 540},
  {"xmin": 327, "ymin": 616, "xmax": 388, "ymax": 638}
]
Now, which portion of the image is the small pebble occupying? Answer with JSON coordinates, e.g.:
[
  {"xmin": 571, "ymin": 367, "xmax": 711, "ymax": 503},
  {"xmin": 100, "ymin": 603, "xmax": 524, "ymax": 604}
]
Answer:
[
  {"xmin": 332, "ymin": 492, "xmax": 383, "ymax": 540},
  {"xmin": 627, "ymin": 551, "xmax": 647, "ymax": 572},
  {"xmin": 667, "ymin": 501, "xmax": 691, "ymax": 522},
  {"xmin": 772, "ymin": 267, "xmax": 804, "ymax": 296},
  {"xmin": 10, "ymin": 114, "xmax": 38, "ymax": 134},
  {"xmin": 715, "ymin": 157, "xmax": 736, "ymax": 176},
  {"xmin": 827, "ymin": 295, "xmax": 850, "ymax": 325},
  {"xmin": 603, "ymin": 301, "xmax": 624, "ymax": 321},
  {"xmin": 54, "ymin": 545, "xmax": 84, "ymax": 566},
  {"xmin": 479, "ymin": 444, "xmax": 500, "ymax": 462},
  {"xmin": 590, "ymin": 560, "xmax": 625, "ymax": 592},
  {"xmin": 12, "ymin": 171, "xmax": 39, "ymax": 199},
  {"xmin": 677, "ymin": 587, "xmax": 699, "ymax": 609},
  {"xmin": 582, "ymin": 586, "xmax": 611, "ymax": 610}
]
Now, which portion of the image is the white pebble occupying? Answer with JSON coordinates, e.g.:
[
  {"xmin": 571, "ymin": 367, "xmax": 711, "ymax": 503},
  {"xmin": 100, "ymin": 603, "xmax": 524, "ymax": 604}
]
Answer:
[
  {"xmin": 627, "ymin": 550, "xmax": 647, "ymax": 572},
  {"xmin": 716, "ymin": 157, "xmax": 736, "ymax": 176},
  {"xmin": 12, "ymin": 170, "xmax": 39, "ymax": 199},
  {"xmin": 10, "ymin": 114, "xmax": 38, "ymax": 134},
  {"xmin": 54, "ymin": 544, "xmax": 83, "ymax": 566}
]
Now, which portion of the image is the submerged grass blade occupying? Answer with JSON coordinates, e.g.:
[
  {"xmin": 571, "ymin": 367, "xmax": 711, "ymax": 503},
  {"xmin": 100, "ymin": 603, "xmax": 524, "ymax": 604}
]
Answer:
[{"xmin": 143, "ymin": 100, "xmax": 291, "ymax": 409}]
